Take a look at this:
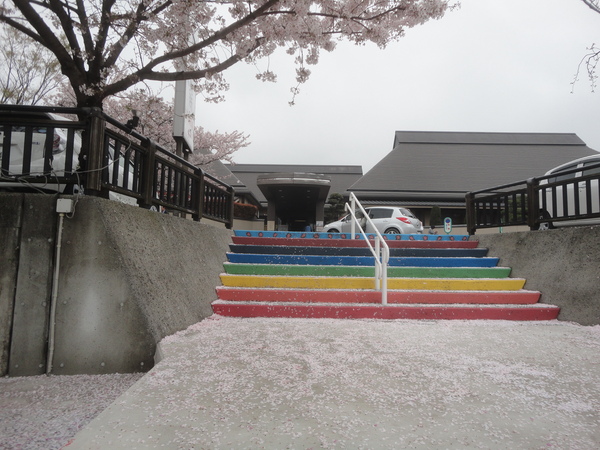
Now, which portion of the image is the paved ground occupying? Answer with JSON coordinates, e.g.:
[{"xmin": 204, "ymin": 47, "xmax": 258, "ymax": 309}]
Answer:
[
  {"xmin": 56, "ymin": 317, "xmax": 600, "ymax": 449},
  {"xmin": 0, "ymin": 372, "xmax": 142, "ymax": 449}
]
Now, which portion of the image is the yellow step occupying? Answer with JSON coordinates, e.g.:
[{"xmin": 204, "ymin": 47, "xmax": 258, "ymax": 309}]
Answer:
[{"xmin": 219, "ymin": 274, "xmax": 526, "ymax": 291}]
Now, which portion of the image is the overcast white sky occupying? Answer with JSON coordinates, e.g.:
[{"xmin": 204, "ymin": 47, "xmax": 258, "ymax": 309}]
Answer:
[{"xmin": 195, "ymin": 0, "xmax": 600, "ymax": 173}]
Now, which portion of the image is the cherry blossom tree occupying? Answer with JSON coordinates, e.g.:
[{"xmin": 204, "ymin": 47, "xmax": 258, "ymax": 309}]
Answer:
[
  {"xmin": 52, "ymin": 84, "xmax": 250, "ymax": 165},
  {"xmin": 573, "ymin": 0, "xmax": 600, "ymax": 91},
  {"xmin": 582, "ymin": 0, "xmax": 600, "ymax": 14},
  {"xmin": 0, "ymin": 0, "xmax": 455, "ymax": 109},
  {"xmin": 0, "ymin": 24, "xmax": 63, "ymax": 104}
]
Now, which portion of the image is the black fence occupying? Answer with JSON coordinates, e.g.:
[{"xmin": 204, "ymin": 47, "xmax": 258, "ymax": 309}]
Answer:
[
  {"xmin": 0, "ymin": 105, "xmax": 233, "ymax": 228},
  {"xmin": 466, "ymin": 161, "xmax": 600, "ymax": 234}
]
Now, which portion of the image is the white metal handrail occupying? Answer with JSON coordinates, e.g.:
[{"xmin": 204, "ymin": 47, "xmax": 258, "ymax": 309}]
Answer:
[{"xmin": 346, "ymin": 193, "xmax": 389, "ymax": 305}]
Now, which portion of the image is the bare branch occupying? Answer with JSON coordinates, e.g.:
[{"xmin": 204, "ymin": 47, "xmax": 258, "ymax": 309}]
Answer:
[{"xmin": 582, "ymin": 0, "xmax": 600, "ymax": 14}]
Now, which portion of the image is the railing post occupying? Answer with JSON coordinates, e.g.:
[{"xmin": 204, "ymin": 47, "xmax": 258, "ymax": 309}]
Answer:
[
  {"xmin": 192, "ymin": 167, "xmax": 205, "ymax": 222},
  {"xmin": 375, "ymin": 237, "xmax": 381, "ymax": 290},
  {"xmin": 466, "ymin": 192, "xmax": 476, "ymax": 235},
  {"xmin": 381, "ymin": 255, "xmax": 388, "ymax": 305},
  {"xmin": 526, "ymin": 177, "xmax": 538, "ymax": 230},
  {"xmin": 140, "ymin": 139, "xmax": 156, "ymax": 209},
  {"xmin": 350, "ymin": 194, "xmax": 356, "ymax": 238},
  {"xmin": 226, "ymin": 185, "xmax": 234, "ymax": 229},
  {"xmin": 83, "ymin": 108, "xmax": 105, "ymax": 196}
]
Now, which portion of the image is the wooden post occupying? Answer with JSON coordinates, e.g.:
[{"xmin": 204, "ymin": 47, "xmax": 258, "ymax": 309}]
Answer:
[
  {"xmin": 226, "ymin": 185, "xmax": 234, "ymax": 229},
  {"xmin": 465, "ymin": 192, "xmax": 476, "ymax": 235},
  {"xmin": 140, "ymin": 139, "xmax": 156, "ymax": 209},
  {"xmin": 83, "ymin": 108, "xmax": 105, "ymax": 196},
  {"xmin": 526, "ymin": 178, "xmax": 538, "ymax": 230},
  {"xmin": 192, "ymin": 167, "xmax": 204, "ymax": 222}
]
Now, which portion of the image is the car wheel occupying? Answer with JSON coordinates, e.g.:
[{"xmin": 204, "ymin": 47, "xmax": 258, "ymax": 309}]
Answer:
[
  {"xmin": 327, "ymin": 228, "xmax": 339, "ymax": 233},
  {"xmin": 384, "ymin": 227, "xmax": 400, "ymax": 234}
]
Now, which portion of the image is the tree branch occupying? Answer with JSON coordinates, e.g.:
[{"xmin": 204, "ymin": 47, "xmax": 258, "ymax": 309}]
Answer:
[
  {"xmin": 75, "ymin": 0, "xmax": 95, "ymax": 56},
  {"xmin": 582, "ymin": 0, "xmax": 600, "ymax": 14},
  {"xmin": 144, "ymin": 0, "xmax": 279, "ymax": 70},
  {"xmin": 8, "ymin": 0, "xmax": 82, "ymax": 74},
  {"xmin": 103, "ymin": 38, "xmax": 262, "ymax": 97}
]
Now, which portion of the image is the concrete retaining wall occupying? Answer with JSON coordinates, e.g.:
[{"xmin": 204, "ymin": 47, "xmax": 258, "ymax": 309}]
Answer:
[
  {"xmin": 0, "ymin": 194, "xmax": 232, "ymax": 376},
  {"xmin": 2, "ymin": 192, "xmax": 598, "ymax": 376},
  {"xmin": 473, "ymin": 226, "xmax": 600, "ymax": 326}
]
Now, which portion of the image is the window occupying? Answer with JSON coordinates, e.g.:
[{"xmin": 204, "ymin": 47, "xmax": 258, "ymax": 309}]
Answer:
[
  {"xmin": 582, "ymin": 161, "xmax": 600, "ymax": 177},
  {"xmin": 549, "ymin": 164, "xmax": 579, "ymax": 183},
  {"xmin": 369, "ymin": 208, "xmax": 393, "ymax": 219},
  {"xmin": 399, "ymin": 208, "xmax": 416, "ymax": 218}
]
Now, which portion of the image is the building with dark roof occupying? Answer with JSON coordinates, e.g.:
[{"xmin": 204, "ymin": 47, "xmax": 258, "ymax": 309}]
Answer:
[
  {"xmin": 225, "ymin": 164, "xmax": 363, "ymax": 230},
  {"xmin": 349, "ymin": 131, "xmax": 599, "ymax": 225},
  {"xmin": 225, "ymin": 164, "xmax": 363, "ymax": 209}
]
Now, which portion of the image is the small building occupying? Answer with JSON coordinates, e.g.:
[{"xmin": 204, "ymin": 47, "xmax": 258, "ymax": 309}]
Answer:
[
  {"xmin": 225, "ymin": 164, "xmax": 363, "ymax": 231},
  {"xmin": 349, "ymin": 131, "xmax": 599, "ymax": 226}
]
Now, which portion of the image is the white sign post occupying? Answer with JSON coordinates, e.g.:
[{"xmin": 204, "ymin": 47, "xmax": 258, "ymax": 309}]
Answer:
[
  {"xmin": 173, "ymin": 79, "xmax": 196, "ymax": 157},
  {"xmin": 444, "ymin": 217, "xmax": 453, "ymax": 234}
]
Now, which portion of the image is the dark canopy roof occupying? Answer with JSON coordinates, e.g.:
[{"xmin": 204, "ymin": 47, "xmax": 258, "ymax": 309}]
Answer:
[
  {"xmin": 225, "ymin": 164, "xmax": 363, "ymax": 206},
  {"xmin": 350, "ymin": 131, "xmax": 599, "ymax": 202}
]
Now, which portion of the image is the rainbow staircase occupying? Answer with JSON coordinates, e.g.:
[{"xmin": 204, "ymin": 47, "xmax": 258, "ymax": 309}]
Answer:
[{"xmin": 212, "ymin": 231, "xmax": 560, "ymax": 320}]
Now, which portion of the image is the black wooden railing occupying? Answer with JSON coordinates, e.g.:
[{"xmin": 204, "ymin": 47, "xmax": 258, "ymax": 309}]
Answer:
[
  {"xmin": 466, "ymin": 161, "xmax": 600, "ymax": 234},
  {"xmin": 0, "ymin": 105, "xmax": 233, "ymax": 228}
]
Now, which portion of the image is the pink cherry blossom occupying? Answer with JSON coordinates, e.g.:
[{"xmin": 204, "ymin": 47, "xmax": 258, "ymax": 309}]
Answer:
[{"xmin": 1, "ymin": 0, "xmax": 456, "ymax": 108}]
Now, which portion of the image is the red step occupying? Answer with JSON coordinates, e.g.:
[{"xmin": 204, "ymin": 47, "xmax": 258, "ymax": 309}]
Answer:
[
  {"xmin": 212, "ymin": 301, "xmax": 560, "ymax": 321},
  {"xmin": 216, "ymin": 287, "xmax": 541, "ymax": 304}
]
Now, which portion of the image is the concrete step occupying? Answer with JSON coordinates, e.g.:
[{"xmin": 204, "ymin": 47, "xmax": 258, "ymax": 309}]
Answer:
[
  {"xmin": 211, "ymin": 300, "xmax": 560, "ymax": 321},
  {"xmin": 232, "ymin": 235, "xmax": 480, "ymax": 248},
  {"xmin": 219, "ymin": 274, "xmax": 526, "ymax": 291},
  {"xmin": 229, "ymin": 244, "xmax": 489, "ymax": 258},
  {"xmin": 215, "ymin": 286, "xmax": 542, "ymax": 304},
  {"xmin": 223, "ymin": 262, "xmax": 512, "ymax": 279},
  {"xmin": 226, "ymin": 253, "xmax": 501, "ymax": 267},
  {"xmin": 213, "ymin": 230, "xmax": 558, "ymax": 322}
]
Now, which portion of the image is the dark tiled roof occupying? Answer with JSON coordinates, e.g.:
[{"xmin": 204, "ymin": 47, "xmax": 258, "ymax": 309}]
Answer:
[
  {"xmin": 226, "ymin": 164, "xmax": 362, "ymax": 175},
  {"xmin": 199, "ymin": 157, "xmax": 261, "ymax": 207},
  {"xmin": 350, "ymin": 131, "xmax": 599, "ymax": 201}
]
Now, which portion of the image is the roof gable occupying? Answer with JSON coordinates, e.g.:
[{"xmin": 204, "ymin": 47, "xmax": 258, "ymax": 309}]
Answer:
[{"xmin": 352, "ymin": 131, "xmax": 599, "ymax": 198}]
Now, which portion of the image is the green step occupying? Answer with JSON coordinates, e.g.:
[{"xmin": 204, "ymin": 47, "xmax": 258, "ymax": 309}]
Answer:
[{"xmin": 223, "ymin": 263, "xmax": 511, "ymax": 279}]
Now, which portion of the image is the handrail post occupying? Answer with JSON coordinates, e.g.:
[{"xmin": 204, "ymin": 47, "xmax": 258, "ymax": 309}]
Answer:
[
  {"xmin": 226, "ymin": 185, "xmax": 234, "ymax": 229},
  {"xmin": 346, "ymin": 192, "xmax": 389, "ymax": 305},
  {"xmin": 83, "ymin": 108, "xmax": 105, "ymax": 196},
  {"xmin": 381, "ymin": 256, "xmax": 388, "ymax": 305},
  {"xmin": 466, "ymin": 192, "xmax": 476, "ymax": 235},
  {"xmin": 526, "ymin": 177, "xmax": 538, "ymax": 230},
  {"xmin": 375, "ymin": 237, "xmax": 381, "ymax": 290},
  {"xmin": 350, "ymin": 194, "xmax": 356, "ymax": 238},
  {"xmin": 193, "ymin": 167, "xmax": 205, "ymax": 222},
  {"xmin": 140, "ymin": 139, "xmax": 156, "ymax": 209}
]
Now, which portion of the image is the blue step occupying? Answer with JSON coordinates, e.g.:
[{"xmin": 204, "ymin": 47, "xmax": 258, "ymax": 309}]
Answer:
[
  {"xmin": 226, "ymin": 253, "xmax": 500, "ymax": 268},
  {"xmin": 228, "ymin": 244, "xmax": 488, "ymax": 258}
]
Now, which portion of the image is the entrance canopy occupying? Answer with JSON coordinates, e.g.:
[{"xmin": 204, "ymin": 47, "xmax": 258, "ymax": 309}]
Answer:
[{"xmin": 257, "ymin": 173, "xmax": 331, "ymax": 231}]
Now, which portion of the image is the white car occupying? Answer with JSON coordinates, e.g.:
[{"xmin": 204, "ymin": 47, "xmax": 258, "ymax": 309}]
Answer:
[
  {"xmin": 538, "ymin": 154, "xmax": 600, "ymax": 230},
  {"xmin": 324, "ymin": 206, "xmax": 423, "ymax": 234}
]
